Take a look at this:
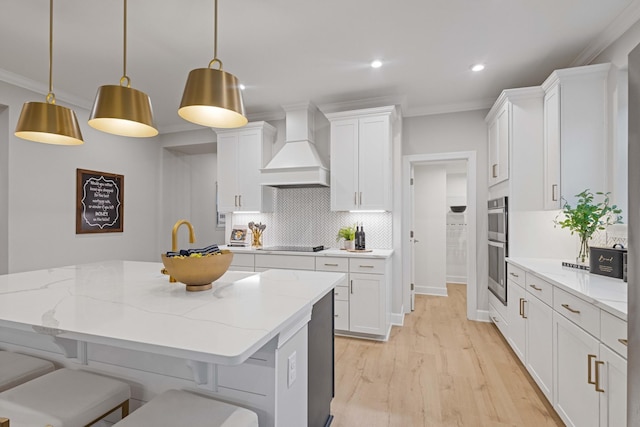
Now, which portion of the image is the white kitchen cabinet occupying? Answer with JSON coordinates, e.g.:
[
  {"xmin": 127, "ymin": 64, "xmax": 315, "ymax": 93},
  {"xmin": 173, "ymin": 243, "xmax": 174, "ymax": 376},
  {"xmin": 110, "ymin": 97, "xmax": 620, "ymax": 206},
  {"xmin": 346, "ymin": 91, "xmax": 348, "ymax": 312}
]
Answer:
[
  {"xmin": 487, "ymin": 100, "xmax": 509, "ymax": 186},
  {"xmin": 598, "ymin": 343, "xmax": 627, "ymax": 427},
  {"xmin": 229, "ymin": 253, "xmax": 255, "ymax": 272},
  {"xmin": 553, "ymin": 311, "xmax": 600, "ymax": 427},
  {"xmin": 525, "ymin": 290, "xmax": 553, "ymax": 401},
  {"xmin": 347, "ymin": 258, "xmax": 391, "ymax": 337},
  {"xmin": 485, "ymin": 87, "xmax": 544, "ymax": 209},
  {"xmin": 215, "ymin": 122, "xmax": 276, "ymax": 213},
  {"xmin": 506, "ymin": 280, "xmax": 527, "ymax": 363},
  {"xmin": 541, "ymin": 63, "xmax": 611, "ymax": 210},
  {"xmin": 326, "ymin": 106, "xmax": 398, "ymax": 211}
]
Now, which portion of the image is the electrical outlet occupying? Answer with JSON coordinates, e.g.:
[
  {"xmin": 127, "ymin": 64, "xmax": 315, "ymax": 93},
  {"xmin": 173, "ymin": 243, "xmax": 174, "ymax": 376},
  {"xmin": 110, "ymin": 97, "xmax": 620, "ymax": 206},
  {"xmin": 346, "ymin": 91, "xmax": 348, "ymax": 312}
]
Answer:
[{"xmin": 287, "ymin": 351, "xmax": 297, "ymax": 388}]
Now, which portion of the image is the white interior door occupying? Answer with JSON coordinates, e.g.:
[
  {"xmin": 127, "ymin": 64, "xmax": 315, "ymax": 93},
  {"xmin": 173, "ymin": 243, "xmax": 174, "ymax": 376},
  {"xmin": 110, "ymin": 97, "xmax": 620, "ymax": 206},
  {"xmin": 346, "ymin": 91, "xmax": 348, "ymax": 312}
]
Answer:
[{"xmin": 410, "ymin": 166, "xmax": 416, "ymax": 311}]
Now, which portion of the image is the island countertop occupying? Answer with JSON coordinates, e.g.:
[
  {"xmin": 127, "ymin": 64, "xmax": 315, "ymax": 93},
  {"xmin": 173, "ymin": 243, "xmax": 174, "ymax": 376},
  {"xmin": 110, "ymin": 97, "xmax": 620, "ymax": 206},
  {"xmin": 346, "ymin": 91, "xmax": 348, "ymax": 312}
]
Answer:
[{"xmin": 0, "ymin": 261, "xmax": 345, "ymax": 365}]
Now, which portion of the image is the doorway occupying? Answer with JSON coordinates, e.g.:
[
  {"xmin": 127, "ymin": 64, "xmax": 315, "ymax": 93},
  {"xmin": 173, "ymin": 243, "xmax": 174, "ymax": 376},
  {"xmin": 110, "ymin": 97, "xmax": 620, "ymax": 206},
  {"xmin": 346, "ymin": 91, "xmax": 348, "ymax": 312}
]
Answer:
[{"xmin": 402, "ymin": 151, "xmax": 477, "ymax": 320}]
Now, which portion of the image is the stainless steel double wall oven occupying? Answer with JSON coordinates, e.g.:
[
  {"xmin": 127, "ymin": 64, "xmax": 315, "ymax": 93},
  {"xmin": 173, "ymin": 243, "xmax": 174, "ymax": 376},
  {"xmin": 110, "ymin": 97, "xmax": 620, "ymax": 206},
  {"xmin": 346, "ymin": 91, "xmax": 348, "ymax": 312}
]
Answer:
[{"xmin": 488, "ymin": 197, "xmax": 508, "ymax": 305}]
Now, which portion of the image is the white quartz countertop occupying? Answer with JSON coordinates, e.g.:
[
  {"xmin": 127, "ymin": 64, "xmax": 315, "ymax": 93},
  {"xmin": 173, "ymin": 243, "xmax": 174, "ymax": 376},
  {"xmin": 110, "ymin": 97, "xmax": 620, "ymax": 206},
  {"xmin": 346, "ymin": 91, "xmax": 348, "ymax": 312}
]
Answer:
[
  {"xmin": 507, "ymin": 257, "xmax": 627, "ymax": 320},
  {"xmin": 224, "ymin": 246, "xmax": 394, "ymax": 258},
  {"xmin": 0, "ymin": 261, "xmax": 344, "ymax": 365}
]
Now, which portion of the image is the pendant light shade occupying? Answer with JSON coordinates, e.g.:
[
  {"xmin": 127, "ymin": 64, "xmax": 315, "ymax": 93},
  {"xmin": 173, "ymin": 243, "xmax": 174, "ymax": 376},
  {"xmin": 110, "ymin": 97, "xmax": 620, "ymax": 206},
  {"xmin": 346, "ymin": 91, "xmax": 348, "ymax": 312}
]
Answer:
[
  {"xmin": 14, "ymin": 0, "xmax": 84, "ymax": 145},
  {"xmin": 15, "ymin": 101, "xmax": 83, "ymax": 145},
  {"xmin": 89, "ymin": 83, "xmax": 157, "ymax": 137},
  {"xmin": 178, "ymin": 66, "xmax": 247, "ymax": 128},
  {"xmin": 178, "ymin": 0, "xmax": 247, "ymax": 128},
  {"xmin": 88, "ymin": 0, "xmax": 157, "ymax": 137}
]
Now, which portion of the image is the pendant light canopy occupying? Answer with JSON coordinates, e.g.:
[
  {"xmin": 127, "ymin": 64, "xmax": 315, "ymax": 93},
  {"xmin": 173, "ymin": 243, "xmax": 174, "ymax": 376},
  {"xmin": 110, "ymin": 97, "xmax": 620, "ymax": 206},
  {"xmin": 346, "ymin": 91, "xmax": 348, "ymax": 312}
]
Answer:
[
  {"xmin": 15, "ymin": 0, "xmax": 84, "ymax": 145},
  {"xmin": 178, "ymin": 0, "xmax": 247, "ymax": 128},
  {"xmin": 88, "ymin": 0, "xmax": 157, "ymax": 137}
]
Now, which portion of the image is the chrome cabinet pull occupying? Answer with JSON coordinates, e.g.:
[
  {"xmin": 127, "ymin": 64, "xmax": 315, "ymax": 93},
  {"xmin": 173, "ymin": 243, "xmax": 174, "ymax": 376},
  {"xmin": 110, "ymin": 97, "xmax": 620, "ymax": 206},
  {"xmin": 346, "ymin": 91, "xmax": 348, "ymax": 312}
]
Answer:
[
  {"xmin": 529, "ymin": 284, "xmax": 542, "ymax": 291},
  {"xmin": 588, "ymin": 354, "xmax": 597, "ymax": 385},
  {"xmin": 561, "ymin": 303, "xmax": 580, "ymax": 314},
  {"xmin": 595, "ymin": 360, "xmax": 605, "ymax": 393},
  {"xmin": 238, "ymin": 195, "xmax": 242, "ymax": 207},
  {"xmin": 359, "ymin": 265, "xmax": 374, "ymax": 268},
  {"xmin": 492, "ymin": 316, "xmax": 499, "ymax": 323},
  {"xmin": 492, "ymin": 164, "xmax": 498, "ymax": 178},
  {"xmin": 619, "ymin": 338, "xmax": 628, "ymax": 346},
  {"xmin": 234, "ymin": 195, "xmax": 238, "ymax": 207},
  {"xmin": 334, "ymin": 314, "xmax": 339, "ymax": 318},
  {"xmin": 354, "ymin": 192, "xmax": 357, "ymax": 205},
  {"xmin": 359, "ymin": 192, "xmax": 362, "ymax": 205},
  {"xmin": 510, "ymin": 272, "xmax": 519, "ymax": 278},
  {"xmin": 324, "ymin": 263, "xmax": 339, "ymax": 267},
  {"xmin": 350, "ymin": 279, "xmax": 353, "ymax": 294},
  {"xmin": 552, "ymin": 184, "xmax": 558, "ymax": 201}
]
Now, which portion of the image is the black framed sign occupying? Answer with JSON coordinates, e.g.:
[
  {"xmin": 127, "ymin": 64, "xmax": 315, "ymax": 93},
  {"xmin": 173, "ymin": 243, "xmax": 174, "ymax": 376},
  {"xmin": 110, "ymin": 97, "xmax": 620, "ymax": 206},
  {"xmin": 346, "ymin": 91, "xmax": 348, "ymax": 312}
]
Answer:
[{"xmin": 76, "ymin": 169, "xmax": 124, "ymax": 234}]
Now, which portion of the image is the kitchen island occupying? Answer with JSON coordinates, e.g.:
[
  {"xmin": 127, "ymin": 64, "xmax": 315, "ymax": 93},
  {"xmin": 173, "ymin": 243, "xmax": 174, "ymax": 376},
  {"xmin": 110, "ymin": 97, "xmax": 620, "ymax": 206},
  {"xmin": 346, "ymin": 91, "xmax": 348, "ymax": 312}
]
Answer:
[{"xmin": 0, "ymin": 261, "xmax": 345, "ymax": 426}]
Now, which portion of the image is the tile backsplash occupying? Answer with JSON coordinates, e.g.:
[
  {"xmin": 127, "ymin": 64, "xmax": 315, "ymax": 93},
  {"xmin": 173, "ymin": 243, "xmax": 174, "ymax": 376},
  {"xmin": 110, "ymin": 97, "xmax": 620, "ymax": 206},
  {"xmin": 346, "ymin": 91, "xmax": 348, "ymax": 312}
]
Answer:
[{"xmin": 229, "ymin": 187, "xmax": 392, "ymax": 249}]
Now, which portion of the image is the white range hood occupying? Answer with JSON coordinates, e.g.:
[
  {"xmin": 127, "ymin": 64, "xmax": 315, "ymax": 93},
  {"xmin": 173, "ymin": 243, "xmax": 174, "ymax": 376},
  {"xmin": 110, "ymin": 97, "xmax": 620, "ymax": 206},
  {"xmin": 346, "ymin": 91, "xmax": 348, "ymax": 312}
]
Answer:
[{"xmin": 261, "ymin": 103, "xmax": 329, "ymax": 188}]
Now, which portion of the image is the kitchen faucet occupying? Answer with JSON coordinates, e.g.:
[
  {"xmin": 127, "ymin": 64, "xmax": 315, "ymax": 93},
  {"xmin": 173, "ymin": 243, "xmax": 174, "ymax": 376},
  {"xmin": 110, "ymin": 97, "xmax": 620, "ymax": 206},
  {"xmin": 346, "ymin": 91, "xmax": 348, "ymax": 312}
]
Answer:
[{"xmin": 169, "ymin": 219, "xmax": 196, "ymax": 282}]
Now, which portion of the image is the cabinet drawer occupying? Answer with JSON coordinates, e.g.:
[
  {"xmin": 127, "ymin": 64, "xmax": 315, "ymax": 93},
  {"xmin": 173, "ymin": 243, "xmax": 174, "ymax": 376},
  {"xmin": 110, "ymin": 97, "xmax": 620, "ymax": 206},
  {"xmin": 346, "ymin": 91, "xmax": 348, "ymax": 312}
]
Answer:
[
  {"xmin": 553, "ymin": 287, "xmax": 600, "ymax": 338},
  {"xmin": 349, "ymin": 258, "xmax": 386, "ymax": 274},
  {"xmin": 507, "ymin": 264, "xmax": 525, "ymax": 288},
  {"xmin": 315, "ymin": 257, "xmax": 349, "ymax": 272},
  {"xmin": 601, "ymin": 311, "xmax": 628, "ymax": 359},
  {"xmin": 255, "ymin": 254, "xmax": 315, "ymax": 271},
  {"xmin": 334, "ymin": 300, "xmax": 349, "ymax": 331},
  {"xmin": 525, "ymin": 274, "xmax": 553, "ymax": 306},
  {"xmin": 489, "ymin": 303, "xmax": 509, "ymax": 339},
  {"xmin": 230, "ymin": 253, "xmax": 255, "ymax": 268},
  {"xmin": 334, "ymin": 285, "xmax": 349, "ymax": 302}
]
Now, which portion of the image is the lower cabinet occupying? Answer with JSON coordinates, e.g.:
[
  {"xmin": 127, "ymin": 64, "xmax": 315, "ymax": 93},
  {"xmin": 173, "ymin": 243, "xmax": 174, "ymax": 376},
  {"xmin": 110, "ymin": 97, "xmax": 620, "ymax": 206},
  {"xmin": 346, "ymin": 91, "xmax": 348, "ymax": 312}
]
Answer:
[
  {"xmin": 349, "ymin": 273, "xmax": 385, "ymax": 335},
  {"xmin": 506, "ymin": 280, "xmax": 527, "ymax": 363},
  {"xmin": 525, "ymin": 292, "xmax": 553, "ymax": 401},
  {"xmin": 599, "ymin": 344, "xmax": 627, "ymax": 427}
]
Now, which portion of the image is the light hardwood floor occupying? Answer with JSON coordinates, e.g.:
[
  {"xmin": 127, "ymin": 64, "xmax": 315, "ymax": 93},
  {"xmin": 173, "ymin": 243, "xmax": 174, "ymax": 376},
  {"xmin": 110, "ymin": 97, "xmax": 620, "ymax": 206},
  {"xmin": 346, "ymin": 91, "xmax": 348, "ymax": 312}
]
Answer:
[{"xmin": 331, "ymin": 284, "xmax": 564, "ymax": 427}]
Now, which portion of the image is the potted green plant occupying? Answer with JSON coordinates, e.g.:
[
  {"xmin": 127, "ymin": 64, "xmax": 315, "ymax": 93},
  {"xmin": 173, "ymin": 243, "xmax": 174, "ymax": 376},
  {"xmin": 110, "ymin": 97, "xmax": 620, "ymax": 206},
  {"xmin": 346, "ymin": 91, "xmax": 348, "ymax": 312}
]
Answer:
[
  {"xmin": 554, "ymin": 189, "xmax": 622, "ymax": 264},
  {"xmin": 336, "ymin": 225, "xmax": 356, "ymax": 250}
]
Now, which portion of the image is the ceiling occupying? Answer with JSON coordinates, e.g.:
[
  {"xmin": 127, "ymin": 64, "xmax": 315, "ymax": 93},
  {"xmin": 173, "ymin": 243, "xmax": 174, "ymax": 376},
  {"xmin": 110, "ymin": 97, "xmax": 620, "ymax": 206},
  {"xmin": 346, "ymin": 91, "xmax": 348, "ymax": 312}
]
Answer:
[{"xmin": 1, "ymin": 0, "xmax": 639, "ymax": 134}]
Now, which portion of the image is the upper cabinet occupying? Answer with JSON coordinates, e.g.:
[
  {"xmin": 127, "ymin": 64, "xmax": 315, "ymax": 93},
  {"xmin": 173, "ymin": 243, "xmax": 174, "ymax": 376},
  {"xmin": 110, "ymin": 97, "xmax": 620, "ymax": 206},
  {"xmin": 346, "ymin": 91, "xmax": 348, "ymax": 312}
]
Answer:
[
  {"xmin": 215, "ymin": 122, "xmax": 276, "ymax": 213},
  {"xmin": 541, "ymin": 63, "xmax": 611, "ymax": 210},
  {"xmin": 326, "ymin": 106, "xmax": 399, "ymax": 211},
  {"xmin": 485, "ymin": 87, "xmax": 544, "ymax": 211},
  {"xmin": 487, "ymin": 100, "xmax": 509, "ymax": 186}
]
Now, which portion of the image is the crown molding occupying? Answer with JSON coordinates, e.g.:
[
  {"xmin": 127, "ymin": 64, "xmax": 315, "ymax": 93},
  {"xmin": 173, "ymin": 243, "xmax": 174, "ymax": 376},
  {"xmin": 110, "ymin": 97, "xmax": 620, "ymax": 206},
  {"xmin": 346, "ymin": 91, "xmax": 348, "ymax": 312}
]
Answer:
[
  {"xmin": 403, "ymin": 97, "xmax": 495, "ymax": 118},
  {"xmin": 570, "ymin": 0, "xmax": 640, "ymax": 66},
  {"xmin": 317, "ymin": 95, "xmax": 407, "ymax": 115}
]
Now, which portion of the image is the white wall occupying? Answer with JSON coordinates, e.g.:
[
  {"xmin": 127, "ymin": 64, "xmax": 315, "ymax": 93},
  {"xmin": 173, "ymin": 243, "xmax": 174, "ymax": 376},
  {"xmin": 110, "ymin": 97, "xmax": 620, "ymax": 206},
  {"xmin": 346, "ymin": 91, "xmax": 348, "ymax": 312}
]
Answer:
[
  {"xmin": 414, "ymin": 164, "xmax": 447, "ymax": 295},
  {"xmin": 1, "ymin": 81, "xmax": 161, "ymax": 273},
  {"xmin": 403, "ymin": 110, "xmax": 489, "ymax": 311},
  {"xmin": 0, "ymin": 106, "xmax": 8, "ymax": 274}
]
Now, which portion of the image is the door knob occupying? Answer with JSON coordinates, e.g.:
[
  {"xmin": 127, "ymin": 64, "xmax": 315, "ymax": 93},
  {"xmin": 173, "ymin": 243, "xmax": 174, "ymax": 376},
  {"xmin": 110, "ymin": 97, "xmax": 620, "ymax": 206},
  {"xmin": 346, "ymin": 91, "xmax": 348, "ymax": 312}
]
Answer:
[{"xmin": 414, "ymin": 239, "xmax": 420, "ymax": 243}]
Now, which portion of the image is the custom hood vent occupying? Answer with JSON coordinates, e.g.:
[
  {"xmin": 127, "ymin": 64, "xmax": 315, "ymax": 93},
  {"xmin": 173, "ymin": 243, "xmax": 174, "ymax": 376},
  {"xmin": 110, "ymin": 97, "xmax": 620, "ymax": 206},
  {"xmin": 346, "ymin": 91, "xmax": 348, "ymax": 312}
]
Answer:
[{"xmin": 261, "ymin": 103, "xmax": 329, "ymax": 188}]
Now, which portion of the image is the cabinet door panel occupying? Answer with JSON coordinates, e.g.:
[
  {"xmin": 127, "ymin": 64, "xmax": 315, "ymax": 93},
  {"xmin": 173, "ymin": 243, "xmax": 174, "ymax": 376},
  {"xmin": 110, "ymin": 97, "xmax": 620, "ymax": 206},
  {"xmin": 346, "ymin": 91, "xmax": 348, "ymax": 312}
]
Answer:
[
  {"xmin": 237, "ymin": 130, "xmax": 262, "ymax": 212},
  {"xmin": 330, "ymin": 119, "xmax": 359, "ymax": 211},
  {"xmin": 553, "ymin": 312, "xmax": 599, "ymax": 427},
  {"xmin": 358, "ymin": 115, "xmax": 391, "ymax": 210},
  {"xmin": 496, "ymin": 102, "xmax": 509, "ymax": 183},
  {"xmin": 488, "ymin": 117, "xmax": 499, "ymax": 186},
  {"xmin": 217, "ymin": 134, "xmax": 239, "ymax": 212},
  {"xmin": 543, "ymin": 84, "xmax": 561, "ymax": 210},
  {"xmin": 349, "ymin": 273, "xmax": 384, "ymax": 335},
  {"xmin": 526, "ymin": 294, "xmax": 553, "ymax": 401},
  {"xmin": 599, "ymin": 344, "xmax": 627, "ymax": 427},
  {"xmin": 507, "ymin": 281, "xmax": 526, "ymax": 363}
]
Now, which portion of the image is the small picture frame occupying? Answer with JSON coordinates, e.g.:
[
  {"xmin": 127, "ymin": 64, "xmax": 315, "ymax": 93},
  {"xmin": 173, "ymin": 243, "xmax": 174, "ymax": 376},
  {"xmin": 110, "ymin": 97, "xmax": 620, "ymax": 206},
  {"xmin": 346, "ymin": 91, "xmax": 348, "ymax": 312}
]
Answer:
[{"xmin": 229, "ymin": 225, "xmax": 249, "ymax": 246}]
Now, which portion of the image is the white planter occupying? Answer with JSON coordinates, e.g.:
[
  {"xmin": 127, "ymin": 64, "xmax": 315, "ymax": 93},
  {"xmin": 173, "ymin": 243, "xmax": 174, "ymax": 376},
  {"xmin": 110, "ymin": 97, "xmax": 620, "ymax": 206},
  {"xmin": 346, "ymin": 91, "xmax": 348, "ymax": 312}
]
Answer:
[{"xmin": 343, "ymin": 240, "xmax": 355, "ymax": 250}]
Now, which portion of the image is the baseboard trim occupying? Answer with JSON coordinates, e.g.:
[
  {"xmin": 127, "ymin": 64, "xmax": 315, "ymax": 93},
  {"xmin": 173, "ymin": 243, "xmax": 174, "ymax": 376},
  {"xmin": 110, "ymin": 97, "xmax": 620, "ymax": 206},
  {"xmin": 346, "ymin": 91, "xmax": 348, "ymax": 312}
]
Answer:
[
  {"xmin": 390, "ymin": 308, "xmax": 405, "ymax": 326},
  {"xmin": 415, "ymin": 285, "xmax": 448, "ymax": 296},
  {"xmin": 475, "ymin": 309, "xmax": 490, "ymax": 322}
]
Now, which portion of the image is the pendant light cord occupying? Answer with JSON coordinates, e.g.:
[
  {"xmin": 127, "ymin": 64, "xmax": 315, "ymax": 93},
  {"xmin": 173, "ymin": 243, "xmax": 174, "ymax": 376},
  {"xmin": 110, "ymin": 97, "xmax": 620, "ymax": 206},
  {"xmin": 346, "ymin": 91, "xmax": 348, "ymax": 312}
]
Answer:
[
  {"xmin": 47, "ymin": 0, "xmax": 55, "ymax": 104},
  {"xmin": 208, "ymin": 0, "xmax": 223, "ymax": 70},
  {"xmin": 121, "ymin": 0, "xmax": 130, "ymax": 87}
]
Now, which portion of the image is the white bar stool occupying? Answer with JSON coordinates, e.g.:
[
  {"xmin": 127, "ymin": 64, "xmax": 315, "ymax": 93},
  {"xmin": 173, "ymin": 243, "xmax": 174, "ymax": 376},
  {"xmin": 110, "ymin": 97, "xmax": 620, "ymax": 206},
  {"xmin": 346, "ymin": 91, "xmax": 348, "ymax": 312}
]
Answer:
[
  {"xmin": 0, "ymin": 351, "xmax": 55, "ymax": 393},
  {"xmin": 0, "ymin": 368, "xmax": 130, "ymax": 427},
  {"xmin": 113, "ymin": 389, "xmax": 258, "ymax": 427}
]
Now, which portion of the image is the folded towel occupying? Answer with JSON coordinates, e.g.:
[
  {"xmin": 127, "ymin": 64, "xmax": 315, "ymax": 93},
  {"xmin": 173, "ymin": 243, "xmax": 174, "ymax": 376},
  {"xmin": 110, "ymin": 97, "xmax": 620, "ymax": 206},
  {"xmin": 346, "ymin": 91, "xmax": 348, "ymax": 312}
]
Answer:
[{"xmin": 166, "ymin": 244, "xmax": 220, "ymax": 257}]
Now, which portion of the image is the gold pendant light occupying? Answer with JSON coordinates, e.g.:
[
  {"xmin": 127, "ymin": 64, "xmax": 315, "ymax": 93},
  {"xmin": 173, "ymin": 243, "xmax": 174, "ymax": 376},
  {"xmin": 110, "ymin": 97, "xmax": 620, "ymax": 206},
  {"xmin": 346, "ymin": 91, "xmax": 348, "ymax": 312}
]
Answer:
[
  {"xmin": 15, "ymin": 0, "xmax": 84, "ymax": 145},
  {"xmin": 178, "ymin": 0, "xmax": 247, "ymax": 128},
  {"xmin": 88, "ymin": 0, "xmax": 157, "ymax": 137}
]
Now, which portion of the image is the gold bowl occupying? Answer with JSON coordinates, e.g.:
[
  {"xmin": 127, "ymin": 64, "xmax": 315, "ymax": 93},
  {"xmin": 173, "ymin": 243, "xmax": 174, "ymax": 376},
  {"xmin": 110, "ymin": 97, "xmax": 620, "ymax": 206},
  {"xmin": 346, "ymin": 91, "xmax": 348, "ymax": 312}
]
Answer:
[{"xmin": 161, "ymin": 250, "xmax": 234, "ymax": 291}]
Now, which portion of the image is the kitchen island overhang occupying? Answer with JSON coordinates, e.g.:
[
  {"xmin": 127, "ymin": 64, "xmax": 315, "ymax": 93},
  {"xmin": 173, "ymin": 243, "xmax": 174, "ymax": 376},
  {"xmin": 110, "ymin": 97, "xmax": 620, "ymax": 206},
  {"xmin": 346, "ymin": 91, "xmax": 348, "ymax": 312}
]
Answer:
[{"xmin": 0, "ymin": 261, "xmax": 345, "ymax": 426}]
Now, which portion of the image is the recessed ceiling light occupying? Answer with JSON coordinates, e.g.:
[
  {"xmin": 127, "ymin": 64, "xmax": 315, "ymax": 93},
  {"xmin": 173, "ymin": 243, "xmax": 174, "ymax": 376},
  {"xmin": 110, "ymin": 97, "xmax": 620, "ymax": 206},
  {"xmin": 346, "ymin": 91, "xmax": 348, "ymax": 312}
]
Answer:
[
  {"xmin": 471, "ymin": 64, "xmax": 485, "ymax": 72},
  {"xmin": 371, "ymin": 60, "xmax": 383, "ymax": 69},
  {"xmin": 239, "ymin": 84, "xmax": 246, "ymax": 91}
]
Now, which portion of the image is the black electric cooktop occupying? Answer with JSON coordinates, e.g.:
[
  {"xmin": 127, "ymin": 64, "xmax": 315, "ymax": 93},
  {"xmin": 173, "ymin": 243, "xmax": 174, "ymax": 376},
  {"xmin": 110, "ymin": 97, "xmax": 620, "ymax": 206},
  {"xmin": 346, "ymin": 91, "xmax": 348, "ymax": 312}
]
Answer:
[{"xmin": 260, "ymin": 245, "xmax": 325, "ymax": 252}]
